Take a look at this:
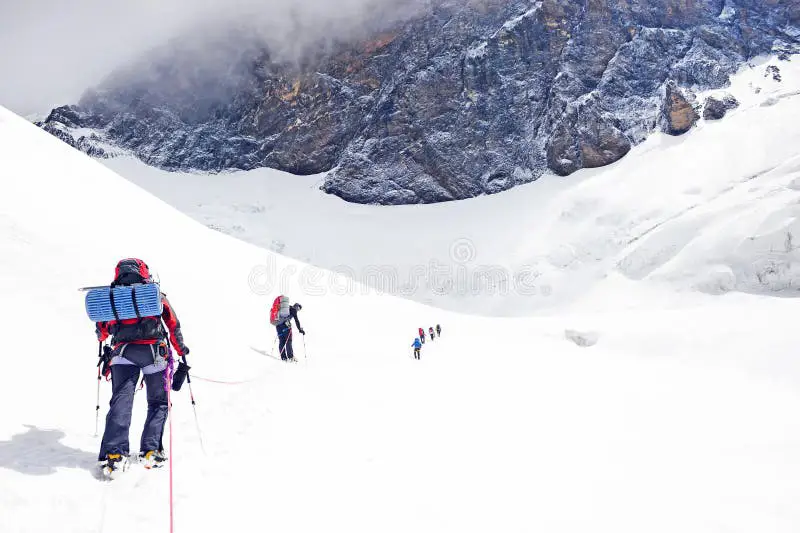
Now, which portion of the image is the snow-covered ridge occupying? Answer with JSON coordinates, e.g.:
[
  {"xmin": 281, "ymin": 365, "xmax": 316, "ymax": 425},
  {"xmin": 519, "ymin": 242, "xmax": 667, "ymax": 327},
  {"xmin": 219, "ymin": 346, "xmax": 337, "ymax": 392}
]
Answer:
[{"xmin": 106, "ymin": 57, "xmax": 800, "ymax": 316}]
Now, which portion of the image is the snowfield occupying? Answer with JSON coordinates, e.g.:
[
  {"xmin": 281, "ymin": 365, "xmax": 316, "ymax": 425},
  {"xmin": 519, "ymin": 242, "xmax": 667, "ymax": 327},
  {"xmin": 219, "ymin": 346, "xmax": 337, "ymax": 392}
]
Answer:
[
  {"xmin": 0, "ymin": 56, "xmax": 799, "ymax": 533},
  {"xmin": 109, "ymin": 56, "xmax": 800, "ymax": 316}
]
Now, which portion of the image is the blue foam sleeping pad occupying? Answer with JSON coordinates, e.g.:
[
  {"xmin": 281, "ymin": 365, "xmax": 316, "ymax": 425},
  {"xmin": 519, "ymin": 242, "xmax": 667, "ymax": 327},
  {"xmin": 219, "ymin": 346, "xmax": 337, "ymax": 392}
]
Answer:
[{"xmin": 85, "ymin": 283, "xmax": 163, "ymax": 322}]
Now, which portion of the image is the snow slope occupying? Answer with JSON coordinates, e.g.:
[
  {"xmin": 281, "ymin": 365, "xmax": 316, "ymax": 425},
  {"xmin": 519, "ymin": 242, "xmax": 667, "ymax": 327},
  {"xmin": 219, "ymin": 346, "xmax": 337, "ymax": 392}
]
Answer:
[
  {"xmin": 1, "ymin": 62, "xmax": 800, "ymax": 532},
  {"xmin": 109, "ymin": 56, "xmax": 800, "ymax": 316}
]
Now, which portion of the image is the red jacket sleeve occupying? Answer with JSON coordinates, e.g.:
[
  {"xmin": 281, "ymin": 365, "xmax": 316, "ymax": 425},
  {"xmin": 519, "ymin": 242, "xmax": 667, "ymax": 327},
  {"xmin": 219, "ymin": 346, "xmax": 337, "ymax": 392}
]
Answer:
[
  {"xmin": 161, "ymin": 295, "xmax": 190, "ymax": 357},
  {"xmin": 95, "ymin": 322, "xmax": 110, "ymax": 342}
]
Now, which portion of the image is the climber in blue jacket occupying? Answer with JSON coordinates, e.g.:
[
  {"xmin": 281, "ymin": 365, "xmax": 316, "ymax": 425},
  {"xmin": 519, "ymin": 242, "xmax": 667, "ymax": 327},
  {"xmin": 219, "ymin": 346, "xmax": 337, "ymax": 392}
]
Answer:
[{"xmin": 412, "ymin": 337, "xmax": 422, "ymax": 360}]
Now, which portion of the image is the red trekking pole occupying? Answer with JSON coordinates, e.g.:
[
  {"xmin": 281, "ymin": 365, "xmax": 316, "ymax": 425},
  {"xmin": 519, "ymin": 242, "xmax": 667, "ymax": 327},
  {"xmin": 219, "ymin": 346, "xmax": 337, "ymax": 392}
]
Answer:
[{"xmin": 166, "ymin": 375, "xmax": 174, "ymax": 533}]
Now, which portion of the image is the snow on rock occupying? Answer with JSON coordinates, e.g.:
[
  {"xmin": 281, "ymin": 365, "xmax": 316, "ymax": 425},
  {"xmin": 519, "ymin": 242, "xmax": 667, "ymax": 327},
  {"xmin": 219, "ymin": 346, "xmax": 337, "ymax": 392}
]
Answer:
[
  {"xmin": 38, "ymin": 0, "xmax": 799, "ymax": 204},
  {"xmin": 106, "ymin": 57, "xmax": 800, "ymax": 316},
  {"xmin": 703, "ymin": 93, "xmax": 739, "ymax": 120}
]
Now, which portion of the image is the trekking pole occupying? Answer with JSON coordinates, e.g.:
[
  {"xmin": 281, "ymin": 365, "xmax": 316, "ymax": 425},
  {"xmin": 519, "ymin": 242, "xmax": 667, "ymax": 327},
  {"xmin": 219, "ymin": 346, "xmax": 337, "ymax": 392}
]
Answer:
[
  {"xmin": 302, "ymin": 333, "xmax": 308, "ymax": 363},
  {"xmin": 164, "ymin": 357, "xmax": 175, "ymax": 533},
  {"xmin": 269, "ymin": 335, "xmax": 278, "ymax": 357},
  {"xmin": 94, "ymin": 341, "xmax": 103, "ymax": 437},
  {"xmin": 183, "ymin": 355, "xmax": 207, "ymax": 455}
]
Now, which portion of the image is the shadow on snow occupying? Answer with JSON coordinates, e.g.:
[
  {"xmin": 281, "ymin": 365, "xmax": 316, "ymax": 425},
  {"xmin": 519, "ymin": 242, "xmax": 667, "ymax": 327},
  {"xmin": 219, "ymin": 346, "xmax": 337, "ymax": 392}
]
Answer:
[{"xmin": 0, "ymin": 424, "xmax": 96, "ymax": 476}]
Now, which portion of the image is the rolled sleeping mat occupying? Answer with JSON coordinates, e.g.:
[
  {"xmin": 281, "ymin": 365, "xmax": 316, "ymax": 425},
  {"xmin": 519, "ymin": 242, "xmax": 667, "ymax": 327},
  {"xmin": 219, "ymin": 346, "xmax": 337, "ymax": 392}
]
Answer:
[{"xmin": 85, "ymin": 283, "xmax": 162, "ymax": 322}]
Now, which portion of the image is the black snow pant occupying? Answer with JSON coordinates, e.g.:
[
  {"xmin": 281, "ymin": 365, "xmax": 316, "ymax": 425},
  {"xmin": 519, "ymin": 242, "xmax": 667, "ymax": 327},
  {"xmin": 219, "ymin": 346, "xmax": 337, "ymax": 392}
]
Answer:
[
  {"xmin": 98, "ymin": 344, "xmax": 169, "ymax": 460},
  {"xmin": 277, "ymin": 323, "xmax": 294, "ymax": 360},
  {"xmin": 414, "ymin": 348, "xmax": 421, "ymax": 360}
]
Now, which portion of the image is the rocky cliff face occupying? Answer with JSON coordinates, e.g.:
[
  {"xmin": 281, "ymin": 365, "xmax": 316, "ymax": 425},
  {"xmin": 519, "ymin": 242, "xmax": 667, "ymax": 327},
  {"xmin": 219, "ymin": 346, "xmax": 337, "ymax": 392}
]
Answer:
[{"xmin": 40, "ymin": 0, "xmax": 800, "ymax": 204}]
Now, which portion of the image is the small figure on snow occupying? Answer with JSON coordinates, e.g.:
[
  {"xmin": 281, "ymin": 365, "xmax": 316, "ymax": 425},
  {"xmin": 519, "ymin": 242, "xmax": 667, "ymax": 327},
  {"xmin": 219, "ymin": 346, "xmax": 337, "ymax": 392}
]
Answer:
[
  {"xmin": 270, "ymin": 295, "xmax": 305, "ymax": 362},
  {"xmin": 436, "ymin": 324, "xmax": 441, "ymax": 337},
  {"xmin": 419, "ymin": 327, "xmax": 426, "ymax": 344},
  {"xmin": 95, "ymin": 259, "xmax": 190, "ymax": 478},
  {"xmin": 429, "ymin": 326, "xmax": 435, "ymax": 340},
  {"xmin": 412, "ymin": 337, "xmax": 422, "ymax": 359},
  {"xmin": 279, "ymin": 304, "xmax": 304, "ymax": 362}
]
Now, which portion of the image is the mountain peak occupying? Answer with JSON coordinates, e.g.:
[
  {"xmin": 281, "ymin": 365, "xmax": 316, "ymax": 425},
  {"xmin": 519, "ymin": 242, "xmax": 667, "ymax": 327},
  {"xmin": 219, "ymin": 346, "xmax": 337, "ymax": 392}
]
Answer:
[{"xmin": 40, "ymin": 0, "xmax": 799, "ymax": 204}]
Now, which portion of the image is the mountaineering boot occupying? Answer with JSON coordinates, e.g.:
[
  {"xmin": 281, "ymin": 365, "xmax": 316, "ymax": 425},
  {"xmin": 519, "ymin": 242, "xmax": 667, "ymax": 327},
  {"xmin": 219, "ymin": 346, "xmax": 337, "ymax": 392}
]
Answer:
[
  {"xmin": 99, "ymin": 453, "xmax": 130, "ymax": 479},
  {"xmin": 141, "ymin": 450, "xmax": 168, "ymax": 469}
]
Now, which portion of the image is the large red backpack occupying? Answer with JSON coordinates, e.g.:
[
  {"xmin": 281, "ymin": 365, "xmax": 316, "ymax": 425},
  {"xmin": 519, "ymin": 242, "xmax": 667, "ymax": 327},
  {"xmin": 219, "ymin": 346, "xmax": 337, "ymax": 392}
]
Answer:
[
  {"xmin": 270, "ymin": 295, "xmax": 291, "ymax": 326},
  {"xmin": 112, "ymin": 258, "xmax": 152, "ymax": 287}
]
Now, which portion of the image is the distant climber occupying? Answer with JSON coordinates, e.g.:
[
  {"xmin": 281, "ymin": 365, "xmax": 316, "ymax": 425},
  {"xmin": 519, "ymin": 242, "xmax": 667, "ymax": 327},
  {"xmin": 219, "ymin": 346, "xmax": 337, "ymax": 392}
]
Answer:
[
  {"xmin": 95, "ymin": 258, "xmax": 190, "ymax": 478},
  {"xmin": 412, "ymin": 337, "xmax": 422, "ymax": 360},
  {"xmin": 270, "ymin": 295, "xmax": 305, "ymax": 362},
  {"xmin": 429, "ymin": 326, "xmax": 435, "ymax": 340},
  {"xmin": 436, "ymin": 324, "xmax": 441, "ymax": 337},
  {"xmin": 419, "ymin": 327, "xmax": 426, "ymax": 344}
]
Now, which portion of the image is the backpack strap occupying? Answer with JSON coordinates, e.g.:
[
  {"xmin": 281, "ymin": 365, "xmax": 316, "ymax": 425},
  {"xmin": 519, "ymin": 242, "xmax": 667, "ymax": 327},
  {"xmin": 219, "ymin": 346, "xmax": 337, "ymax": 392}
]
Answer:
[
  {"xmin": 108, "ymin": 288, "xmax": 121, "ymax": 322},
  {"xmin": 130, "ymin": 285, "xmax": 142, "ymax": 319}
]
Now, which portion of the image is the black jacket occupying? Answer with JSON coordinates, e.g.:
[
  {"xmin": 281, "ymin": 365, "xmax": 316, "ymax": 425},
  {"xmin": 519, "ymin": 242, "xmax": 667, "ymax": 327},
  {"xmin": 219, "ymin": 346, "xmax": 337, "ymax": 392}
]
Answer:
[{"xmin": 289, "ymin": 306, "xmax": 303, "ymax": 331}]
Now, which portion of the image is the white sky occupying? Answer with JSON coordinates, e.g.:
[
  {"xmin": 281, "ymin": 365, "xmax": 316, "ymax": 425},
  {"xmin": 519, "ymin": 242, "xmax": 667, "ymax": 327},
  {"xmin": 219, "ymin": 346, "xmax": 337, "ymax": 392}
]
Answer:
[{"xmin": 0, "ymin": 0, "xmax": 428, "ymax": 117}]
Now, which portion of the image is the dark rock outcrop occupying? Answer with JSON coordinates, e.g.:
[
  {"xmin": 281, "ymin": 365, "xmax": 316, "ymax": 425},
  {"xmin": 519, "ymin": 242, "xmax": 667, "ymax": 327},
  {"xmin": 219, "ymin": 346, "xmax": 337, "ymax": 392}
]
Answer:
[
  {"xmin": 39, "ymin": 0, "xmax": 800, "ymax": 204},
  {"xmin": 661, "ymin": 82, "xmax": 700, "ymax": 135},
  {"xmin": 703, "ymin": 93, "xmax": 740, "ymax": 120},
  {"xmin": 766, "ymin": 65, "xmax": 783, "ymax": 82}
]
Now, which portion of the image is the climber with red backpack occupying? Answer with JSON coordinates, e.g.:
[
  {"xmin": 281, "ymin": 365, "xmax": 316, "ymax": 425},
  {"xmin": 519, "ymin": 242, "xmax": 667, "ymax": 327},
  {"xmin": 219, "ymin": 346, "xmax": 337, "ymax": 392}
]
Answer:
[
  {"xmin": 270, "ymin": 295, "xmax": 305, "ymax": 361},
  {"xmin": 91, "ymin": 258, "xmax": 190, "ymax": 478}
]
